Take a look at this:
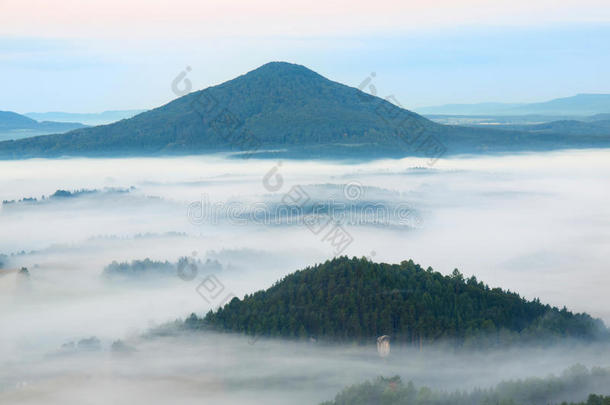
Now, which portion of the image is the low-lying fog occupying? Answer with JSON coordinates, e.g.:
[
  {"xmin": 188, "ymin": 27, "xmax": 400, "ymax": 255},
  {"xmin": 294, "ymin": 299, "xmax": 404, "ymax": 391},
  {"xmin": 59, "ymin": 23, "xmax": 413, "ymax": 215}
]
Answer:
[
  {"xmin": 3, "ymin": 333, "xmax": 610, "ymax": 405},
  {"xmin": 1, "ymin": 149, "xmax": 609, "ymax": 404}
]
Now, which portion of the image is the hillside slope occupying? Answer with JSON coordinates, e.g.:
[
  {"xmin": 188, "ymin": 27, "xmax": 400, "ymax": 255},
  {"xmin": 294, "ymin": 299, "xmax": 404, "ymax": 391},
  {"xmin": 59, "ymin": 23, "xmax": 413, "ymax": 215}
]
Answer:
[
  {"xmin": 0, "ymin": 62, "xmax": 441, "ymax": 158},
  {"xmin": 1, "ymin": 64, "xmax": 609, "ymax": 159},
  {"xmin": 191, "ymin": 257, "xmax": 606, "ymax": 345}
]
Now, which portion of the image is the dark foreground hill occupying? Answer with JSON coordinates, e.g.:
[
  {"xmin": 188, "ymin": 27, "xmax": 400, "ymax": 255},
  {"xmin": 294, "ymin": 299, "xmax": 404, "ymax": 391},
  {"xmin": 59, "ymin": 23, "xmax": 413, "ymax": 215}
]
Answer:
[
  {"xmin": 188, "ymin": 257, "xmax": 606, "ymax": 346},
  {"xmin": 1, "ymin": 63, "xmax": 609, "ymax": 159}
]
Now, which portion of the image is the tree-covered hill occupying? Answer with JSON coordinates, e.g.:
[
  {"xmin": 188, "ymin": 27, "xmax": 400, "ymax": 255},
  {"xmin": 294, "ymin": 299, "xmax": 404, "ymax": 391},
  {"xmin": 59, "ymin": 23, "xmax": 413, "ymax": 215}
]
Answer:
[
  {"xmin": 1, "ymin": 62, "xmax": 609, "ymax": 159},
  {"xmin": 190, "ymin": 257, "xmax": 606, "ymax": 345},
  {"xmin": 320, "ymin": 365, "xmax": 610, "ymax": 405},
  {"xmin": 0, "ymin": 62, "xmax": 438, "ymax": 158}
]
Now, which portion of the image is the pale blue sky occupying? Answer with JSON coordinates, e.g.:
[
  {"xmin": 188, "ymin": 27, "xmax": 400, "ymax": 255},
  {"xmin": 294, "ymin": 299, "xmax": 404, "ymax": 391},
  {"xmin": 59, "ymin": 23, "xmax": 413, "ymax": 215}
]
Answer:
[{"xmin": 1, "ymin": 21, "xmax": 609, "ymax": 113}]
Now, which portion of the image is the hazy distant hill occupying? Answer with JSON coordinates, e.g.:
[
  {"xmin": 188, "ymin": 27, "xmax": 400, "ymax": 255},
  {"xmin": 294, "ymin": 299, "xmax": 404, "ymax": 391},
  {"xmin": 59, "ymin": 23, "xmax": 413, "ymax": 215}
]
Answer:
[
  {"xmin": 418, "ymin": 94, "xmax": 610, "ymax": 116},
  {"xmin": 25, "ymin": 110, "xmax": 146, "ymax": 126},
  {"xmin": 0, "ymin": 111, "xmax": 86, "ymax": 141},
  {"xmin": 492, "ymin": 119, "xmax": 610, "ymax": 136},
  {"xmin": 189, "ymin": 257, "xmax": 607, "ymax": 346},
  {"xmin": 425, "ymin": 114, "xmax": 583, "ymax": 125},
  {"xmin": 417, "ymin": 102, "xmax": 525, "ymax": 116},
  {"xmin": 1, "ymin": 63, "xmax": 610, "ymax": 159},
  {"xmin": 427, "ymin": 114, "xmax": 610, "ymax": 136},
  {"xmin": 0, "ymin": 111, "xmax": 38, "ymax": 129},
  {"xmin": 510, "ymin": 94, "xmax": 610, "ymax": 115}
]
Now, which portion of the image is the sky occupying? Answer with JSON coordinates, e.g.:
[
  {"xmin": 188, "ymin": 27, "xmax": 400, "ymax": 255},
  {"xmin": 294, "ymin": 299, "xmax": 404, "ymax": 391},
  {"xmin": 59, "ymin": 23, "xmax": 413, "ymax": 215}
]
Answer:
[{"xmin": 1, "ymin": 0, "xmax": 609, "ymax": 113}]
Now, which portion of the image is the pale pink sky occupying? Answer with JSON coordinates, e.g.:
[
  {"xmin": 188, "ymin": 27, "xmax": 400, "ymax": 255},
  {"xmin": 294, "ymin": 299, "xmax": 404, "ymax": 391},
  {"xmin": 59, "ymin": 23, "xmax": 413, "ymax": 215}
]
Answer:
[
  {"xmin": 1, "ymin": 0, "xmax": 609, "ymax": 112},
  {"xmin": 2, "ymin": 0, "xmax": 610, "ymax": 39}
]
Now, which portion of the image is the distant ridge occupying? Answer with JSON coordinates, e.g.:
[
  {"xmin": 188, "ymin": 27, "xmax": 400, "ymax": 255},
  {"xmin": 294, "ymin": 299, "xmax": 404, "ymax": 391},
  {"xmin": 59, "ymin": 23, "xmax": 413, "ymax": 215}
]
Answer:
[
  {"xmin": 25, "ymin": 110, "xmax": 146, "ymax": 126},
  {"xmin": 0, "ymin": 111, "xmax": 38, "ymax": 128},
  {"xmin": 0, "ymin": 110, "xmax": 86, "ymax": 141},
  {"xmin": 417, "ymin": 94, "xmax": 610, "ymax": 116}
]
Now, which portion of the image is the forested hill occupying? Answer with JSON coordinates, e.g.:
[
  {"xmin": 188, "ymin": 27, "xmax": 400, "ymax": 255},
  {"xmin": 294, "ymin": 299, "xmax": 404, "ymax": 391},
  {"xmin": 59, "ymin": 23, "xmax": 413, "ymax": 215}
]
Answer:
[
  {"xmin": 321, "ymin": 366, "xmax": 610, "ymax": 405},
  {"xmin": 0, "ymin": 62, "xmax": 440, "ymax": 158},
  {"xmin": 190, "ymin": 257, "xmax": 606, "ymax": 345},
  {"xmin": 1, "ymin": 62, "xmax": 609, "ymax": 159}
]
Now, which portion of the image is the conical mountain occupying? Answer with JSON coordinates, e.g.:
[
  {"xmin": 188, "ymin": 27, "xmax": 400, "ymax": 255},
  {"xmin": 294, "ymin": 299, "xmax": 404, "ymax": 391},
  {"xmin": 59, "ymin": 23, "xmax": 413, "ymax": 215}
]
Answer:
[
  {"xmin": 1, "ymin": 62, "xmax": 608, "ymax": 159},
  {"xmin": 0, "ymin": 62, "xmax": 442, "ymax": 158}
]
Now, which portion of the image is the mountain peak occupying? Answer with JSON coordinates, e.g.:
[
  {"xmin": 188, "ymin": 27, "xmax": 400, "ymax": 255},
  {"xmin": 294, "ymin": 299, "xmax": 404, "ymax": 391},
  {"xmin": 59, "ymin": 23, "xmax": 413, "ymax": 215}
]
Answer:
[
  {"xmin": 240, "ymin": 61, "xmax": 324, "ymax": 81},
  {"xmin": 252, "ymin": 61, "xmax": 314, "ymax": 72}
]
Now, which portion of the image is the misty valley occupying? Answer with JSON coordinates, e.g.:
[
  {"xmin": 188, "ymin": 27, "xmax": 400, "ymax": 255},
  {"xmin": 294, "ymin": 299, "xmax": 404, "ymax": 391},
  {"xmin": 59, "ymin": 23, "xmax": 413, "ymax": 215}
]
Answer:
[
  {"xmin": 3, "ymin": 0, "xmax": 610, "ymax": 402},
  {"xmin": 1, "ymin": 151, "xmax": 610, "ymax": 404}
]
